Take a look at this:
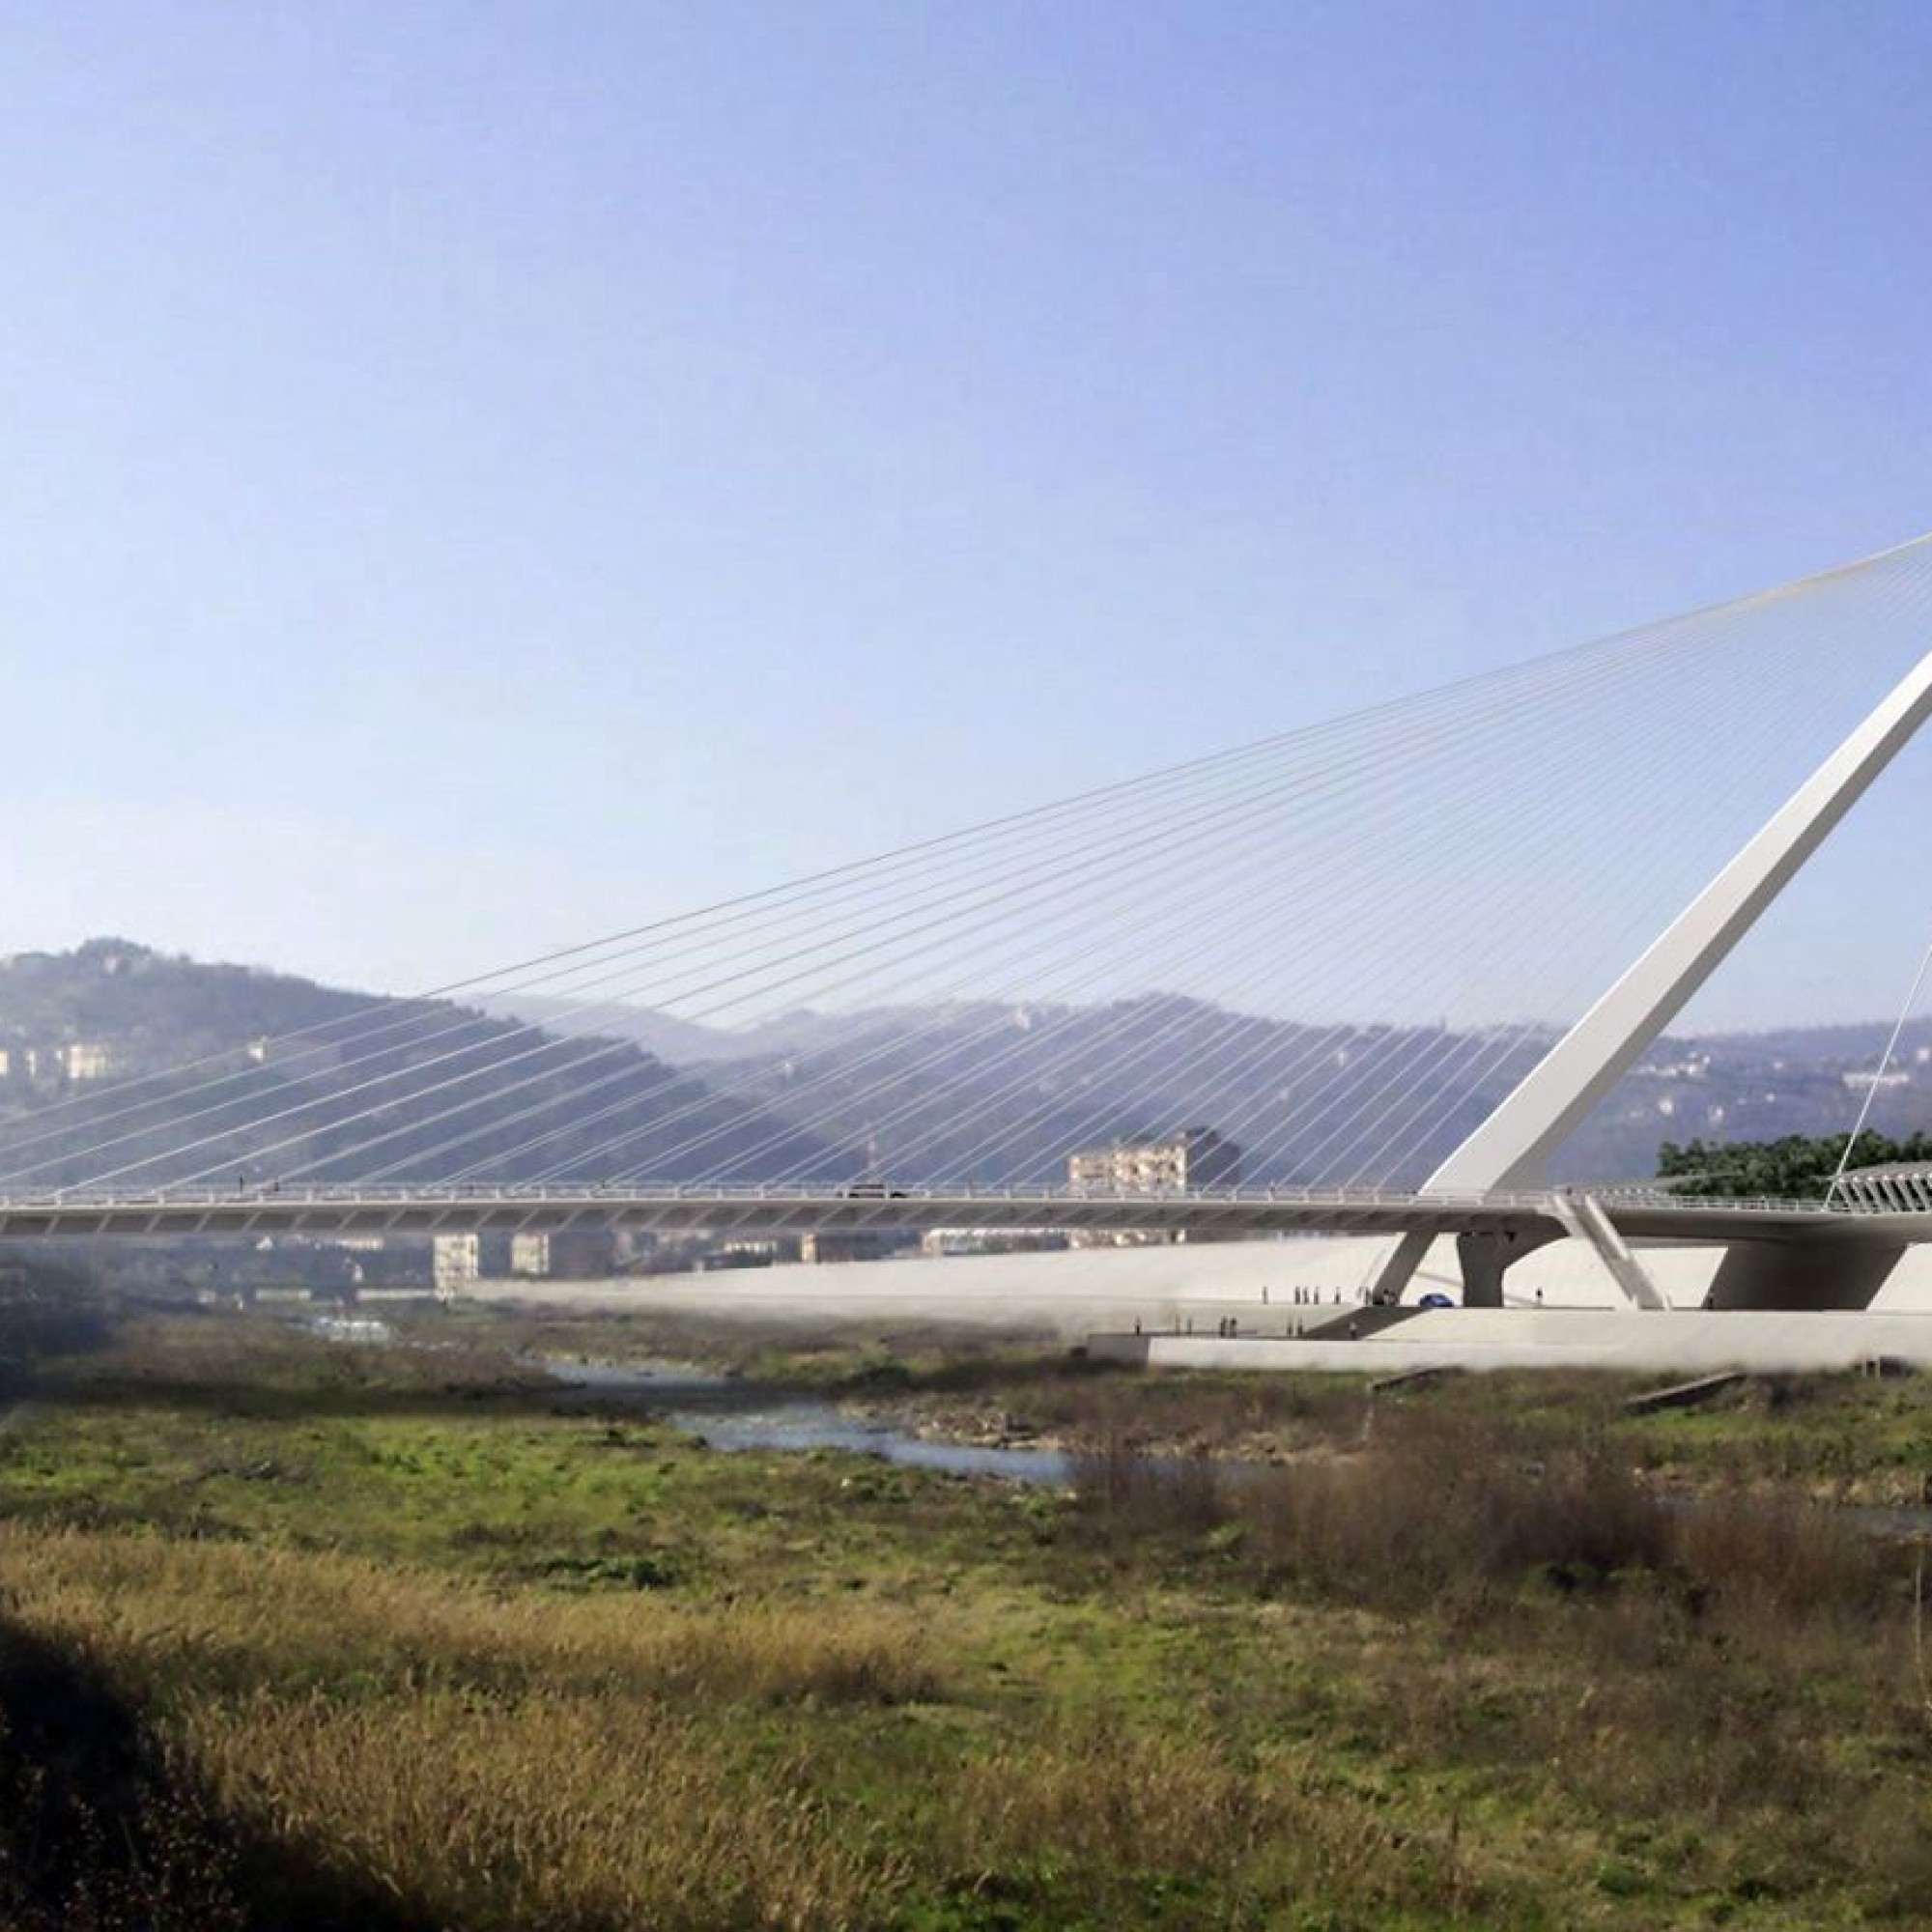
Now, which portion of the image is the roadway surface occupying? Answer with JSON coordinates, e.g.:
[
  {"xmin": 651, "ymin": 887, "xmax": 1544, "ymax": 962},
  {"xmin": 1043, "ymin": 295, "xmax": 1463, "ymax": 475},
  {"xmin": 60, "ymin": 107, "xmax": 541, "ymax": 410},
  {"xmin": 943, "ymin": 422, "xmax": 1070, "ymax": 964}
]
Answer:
[{"xmin": 0, "ymin": 1180, "xmax": 1912, "ymax": 1246}]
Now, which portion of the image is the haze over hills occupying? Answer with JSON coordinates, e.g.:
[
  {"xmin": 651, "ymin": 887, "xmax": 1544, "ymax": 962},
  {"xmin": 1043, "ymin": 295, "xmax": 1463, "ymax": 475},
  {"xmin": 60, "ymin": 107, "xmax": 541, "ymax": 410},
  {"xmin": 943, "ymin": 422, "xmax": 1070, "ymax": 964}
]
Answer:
[
  {"xmin": 0, "ymin": 941, "xmax": 832, "ymax": 1191},
  {"xmin": 2, "ymin": 941, "xmax": 1927, "ymax": 1193},
  {"xmin": 499, "ymin": 987, "xmax": 1932, "ymax": 1187}
]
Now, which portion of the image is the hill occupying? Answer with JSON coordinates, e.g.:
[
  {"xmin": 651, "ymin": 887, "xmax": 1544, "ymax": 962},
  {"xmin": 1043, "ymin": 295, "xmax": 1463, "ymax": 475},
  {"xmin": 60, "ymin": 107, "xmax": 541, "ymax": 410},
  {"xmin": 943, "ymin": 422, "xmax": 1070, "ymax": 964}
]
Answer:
[
  {"xmin": 8, "ymin": 942, "xmax": 1931, "ymax": 1190},
  {"xmin": 0, "ymin": 941, "xmax": 832, "ymax": 1190},
  {"xmin": 491, "ymin": 991, "xmax": 1932, "ymax": 1187}
]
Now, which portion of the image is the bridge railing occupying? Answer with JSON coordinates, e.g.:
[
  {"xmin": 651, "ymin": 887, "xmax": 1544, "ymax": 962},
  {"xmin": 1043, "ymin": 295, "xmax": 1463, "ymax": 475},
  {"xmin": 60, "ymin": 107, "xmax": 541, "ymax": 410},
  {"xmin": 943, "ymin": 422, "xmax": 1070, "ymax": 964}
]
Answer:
[
  {"xmin": 0, "ymin": 1179, "xmax": 1857, "ymax": 1217},
  {"xmin": 10, "ymin": 1179, "xmax": 1552, "ymax": 1208}
]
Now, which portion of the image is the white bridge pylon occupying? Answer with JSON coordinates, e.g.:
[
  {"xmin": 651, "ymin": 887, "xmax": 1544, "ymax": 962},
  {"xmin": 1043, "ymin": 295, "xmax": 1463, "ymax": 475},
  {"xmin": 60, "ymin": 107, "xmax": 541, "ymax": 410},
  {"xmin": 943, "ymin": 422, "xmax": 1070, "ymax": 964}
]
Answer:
[
  {"xmin": 12, "ymin": 535, "xmax": 1932, "ymax": 1323},
  {"xmin": 1379, "ymin": 547, "xmax": 1932, "ymax": 1308}
]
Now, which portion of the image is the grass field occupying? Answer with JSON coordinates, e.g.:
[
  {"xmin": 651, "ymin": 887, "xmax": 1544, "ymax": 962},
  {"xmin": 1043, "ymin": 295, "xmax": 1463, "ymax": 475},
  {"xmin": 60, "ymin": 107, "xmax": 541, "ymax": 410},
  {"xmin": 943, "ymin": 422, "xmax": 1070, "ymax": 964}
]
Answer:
[{"xmin": 4, "ymin": 1297, "xmax": 1932, "ymax": 1926}]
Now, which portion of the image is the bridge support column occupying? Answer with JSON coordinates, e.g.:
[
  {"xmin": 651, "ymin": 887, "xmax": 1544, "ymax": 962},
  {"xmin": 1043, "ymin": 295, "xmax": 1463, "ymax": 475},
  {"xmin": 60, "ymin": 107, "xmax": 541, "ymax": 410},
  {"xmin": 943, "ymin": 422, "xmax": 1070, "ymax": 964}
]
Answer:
[
  {"xmin": 1455, "ymin": 1226, "xmax": 1561, "ymax": 1308},
  {"xmin": 1367, "ymin": 1230, "xmax": 1433, "ymax": 1306},
  {"xmin": 1548, "ymin": 1192, "xmax": 1668, "ymax": 1310},
  {"xmin": 1457, "ymin": 1234, "xmax": 1511, "ymax": 1309}
]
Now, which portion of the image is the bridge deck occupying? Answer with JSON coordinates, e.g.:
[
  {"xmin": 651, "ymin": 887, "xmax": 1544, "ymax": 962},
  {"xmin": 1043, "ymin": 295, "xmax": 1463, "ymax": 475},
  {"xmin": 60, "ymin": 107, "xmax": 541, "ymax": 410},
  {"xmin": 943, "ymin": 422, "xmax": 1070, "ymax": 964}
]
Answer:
[{"xmin": 0, "ymin": 1182, "xmax": 1914, "ymax": 1244}]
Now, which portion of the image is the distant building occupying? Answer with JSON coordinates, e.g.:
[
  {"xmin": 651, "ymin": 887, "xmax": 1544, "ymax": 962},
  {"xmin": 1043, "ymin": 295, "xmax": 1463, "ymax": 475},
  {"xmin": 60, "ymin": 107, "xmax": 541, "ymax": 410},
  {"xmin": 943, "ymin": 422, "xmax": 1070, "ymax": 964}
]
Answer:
[
  {"xmin": 919, "ymin": 1227, "xmax": 1069, "ymax": 1259},
  {"xmin": 1065, "ymin": 1127, "xmax": 1241, "ymax": 1246},
  {"xmin": 508, "ymin": 1229, "xmax": 620, "ymax": 1279},
  {"xmin": 1, "ymin": 1041, "xmax": 118, "ymax": 1088},
  {"xmin": 248, "ymin": 1037, "xmax": 344, "ymax": 1071},
  {"xmin": 432, "ymin": 1235, "xmax": 480, "ymax": 1298},
  {"xmin": 61, "ymin": 1041, "xmax": 115, "ymax": 1082},
  {"xmin": 1066, "ymin": 1126, "xmax": 1240, "ymax": 1193},
  {"xmin": 799, "ymin": 1229, "xmax": 919, "ymax": 1265},
  {"xmin": 697, "ymin": 1237, "xmax": 797, "ymax": 1271},
  {"xmin": 431, "ymin": 1232, "xmax": 514, "ymax": 1296}
]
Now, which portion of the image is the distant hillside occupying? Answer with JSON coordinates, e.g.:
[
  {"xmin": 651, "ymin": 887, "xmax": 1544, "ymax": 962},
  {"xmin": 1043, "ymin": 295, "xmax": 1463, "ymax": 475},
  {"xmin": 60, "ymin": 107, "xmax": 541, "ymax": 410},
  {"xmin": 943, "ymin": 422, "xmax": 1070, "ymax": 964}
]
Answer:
[
  {"xmin": 479, "ymin": 995, "xmax": 943, "ymax": 1066},
  {"xmin": 484, "ymin": 992, "xmax": 747, "ymax": 1065},
  {"xmin": 0, "ymin": 941, "xmax": 832, "ymax": 1189},
  {"xmin": 490, "ymin": 991, "xmax": 1932, "ymax": 1187},
  {"xmin": 8, "ymin": 943, "xmax": 1929, "ymax": 1190},
  {"xmin": 0, "ymin": 940, "xmax": 371, "ymax": 1065}
]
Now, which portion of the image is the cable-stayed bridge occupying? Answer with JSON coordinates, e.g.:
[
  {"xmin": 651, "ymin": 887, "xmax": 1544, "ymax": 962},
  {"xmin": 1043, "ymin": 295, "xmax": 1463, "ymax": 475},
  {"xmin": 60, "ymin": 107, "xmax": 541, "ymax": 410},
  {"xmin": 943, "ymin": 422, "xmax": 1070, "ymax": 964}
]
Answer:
[
  {"xmin": 12, "ymin": 533, "xmax": 1932, "ymax": 1312},
  {"xmin": 2, "ymin": 1179, "xmax": 1918, "ymax": 1313}
]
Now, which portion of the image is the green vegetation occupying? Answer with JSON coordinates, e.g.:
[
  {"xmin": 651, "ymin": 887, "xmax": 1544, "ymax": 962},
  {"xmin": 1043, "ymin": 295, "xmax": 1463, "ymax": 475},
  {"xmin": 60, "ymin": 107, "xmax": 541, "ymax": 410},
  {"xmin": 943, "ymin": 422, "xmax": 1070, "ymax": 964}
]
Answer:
[
  {"xmin": 1659, "ymin": 1128, "xmax": 1932, "ymax": 1199},
  {"xmin": 4, "ymin": 1303, "xmax": 1932, "ymax": 1925}
]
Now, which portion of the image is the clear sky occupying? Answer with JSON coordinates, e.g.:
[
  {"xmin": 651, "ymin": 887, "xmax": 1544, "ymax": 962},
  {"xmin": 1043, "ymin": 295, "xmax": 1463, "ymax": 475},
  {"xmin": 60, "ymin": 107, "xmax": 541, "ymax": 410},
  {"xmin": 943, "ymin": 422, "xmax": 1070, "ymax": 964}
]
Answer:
[{"xmin": 3, "ymin": 2, "xmax": 1930, "ymax": 1027}]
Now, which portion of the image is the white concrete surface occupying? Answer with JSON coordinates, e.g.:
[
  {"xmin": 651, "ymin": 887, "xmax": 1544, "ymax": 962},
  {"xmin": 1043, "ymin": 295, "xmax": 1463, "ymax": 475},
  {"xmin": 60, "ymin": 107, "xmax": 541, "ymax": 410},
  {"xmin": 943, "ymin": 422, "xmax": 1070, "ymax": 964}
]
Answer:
[
  {"xmin": 1100, "ymin": 1308, "xmax": 1932, "ymax": 1376},
  {"xmin": 469, "ymin": 1229, "xmax": 1932, "ymax": 1341}
]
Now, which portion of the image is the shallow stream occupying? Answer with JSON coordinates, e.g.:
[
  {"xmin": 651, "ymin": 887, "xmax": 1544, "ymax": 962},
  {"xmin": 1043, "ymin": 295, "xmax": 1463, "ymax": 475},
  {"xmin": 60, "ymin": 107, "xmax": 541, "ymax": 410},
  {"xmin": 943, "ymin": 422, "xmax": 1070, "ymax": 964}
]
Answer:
[
  {"xmin": 544, "ymin": 1357, "xmax": 1074, "ymax": 1486},
  {"xmin": 540, "ymin": 1358, "xmax": 1932, "ymax": 1536}
]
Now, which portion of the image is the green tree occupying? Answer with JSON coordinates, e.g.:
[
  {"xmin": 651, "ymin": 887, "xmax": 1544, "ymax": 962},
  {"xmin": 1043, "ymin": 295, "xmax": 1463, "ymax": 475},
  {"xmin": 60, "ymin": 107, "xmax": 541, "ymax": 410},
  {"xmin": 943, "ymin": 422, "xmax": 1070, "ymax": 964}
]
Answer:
[{"xmin": 1657, "ymin": 1129, "xmax": 1932, "ymax": 1200}]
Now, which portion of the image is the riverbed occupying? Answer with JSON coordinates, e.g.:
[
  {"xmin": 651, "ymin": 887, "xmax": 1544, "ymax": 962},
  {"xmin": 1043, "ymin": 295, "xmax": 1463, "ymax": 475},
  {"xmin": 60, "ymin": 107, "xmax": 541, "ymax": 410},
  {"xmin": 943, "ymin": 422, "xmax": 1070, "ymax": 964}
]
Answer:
[{"xmin": 545, "ymin": 1356, "xmax": 1076, "ymax": 1485}]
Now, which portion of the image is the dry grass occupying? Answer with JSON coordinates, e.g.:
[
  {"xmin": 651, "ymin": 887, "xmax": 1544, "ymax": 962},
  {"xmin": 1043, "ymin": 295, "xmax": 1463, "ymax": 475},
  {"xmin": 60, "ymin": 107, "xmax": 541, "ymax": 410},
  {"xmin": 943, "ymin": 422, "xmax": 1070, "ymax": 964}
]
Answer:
[
  {"xmin": 1064, "ymin": 1400, "xmax": 1932, "ymax": 1914},
  {"xmin": 0, "ymin": 1523, "xmax": 947, "ymax": 1711},
  {"xmin": 0, "ymin": 1522, "xmax": 1521, "ymax": 1926},
  {"xmin": 184, "ymin": 1690, "xmax": 889, "ymax": 1931},
  {"xmin": 932, "ymin": 1723, "xmax": 1483, "ymax": 1916},
  {"xmin": 1072, "ymin": 1404, "xmax": 1895, "ymax": 1619},
  {"xmin": 0, "ymin": 1528, "xmax": 935, "ymax": 1928}
]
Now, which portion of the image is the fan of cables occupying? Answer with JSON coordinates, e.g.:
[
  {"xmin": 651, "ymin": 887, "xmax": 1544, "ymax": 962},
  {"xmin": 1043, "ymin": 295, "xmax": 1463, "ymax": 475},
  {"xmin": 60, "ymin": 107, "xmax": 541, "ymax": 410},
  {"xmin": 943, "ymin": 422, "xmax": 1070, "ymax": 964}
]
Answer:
[{"xmin": 11, "ymin": 534, "xmax": 1932, "ymax": 1195}]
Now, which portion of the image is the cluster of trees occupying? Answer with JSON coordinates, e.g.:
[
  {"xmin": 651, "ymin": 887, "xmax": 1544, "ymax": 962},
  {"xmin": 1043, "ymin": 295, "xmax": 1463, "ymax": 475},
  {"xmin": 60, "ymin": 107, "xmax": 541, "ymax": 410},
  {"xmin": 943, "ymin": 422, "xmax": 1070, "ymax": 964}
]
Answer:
[{"xmin": 1656, "ymin": 1130, "xmax": 1932, "ymax": 1200}]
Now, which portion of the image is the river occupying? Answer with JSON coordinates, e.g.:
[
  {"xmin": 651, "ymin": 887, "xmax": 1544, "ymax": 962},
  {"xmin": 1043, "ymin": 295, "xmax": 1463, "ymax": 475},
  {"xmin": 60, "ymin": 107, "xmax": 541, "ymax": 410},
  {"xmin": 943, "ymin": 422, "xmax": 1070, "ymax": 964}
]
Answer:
[{"xmin": 544, "ymin": 1356, "xmax": 1075, "ymax": 1486}]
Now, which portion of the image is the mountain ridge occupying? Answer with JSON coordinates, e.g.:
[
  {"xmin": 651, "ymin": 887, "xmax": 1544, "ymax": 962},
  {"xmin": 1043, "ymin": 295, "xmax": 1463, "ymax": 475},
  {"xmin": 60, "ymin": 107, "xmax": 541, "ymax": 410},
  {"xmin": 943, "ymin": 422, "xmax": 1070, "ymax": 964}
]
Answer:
[{"xmin": 5, "ymin": 940, "xmax": 1930, "ymax": 1189}]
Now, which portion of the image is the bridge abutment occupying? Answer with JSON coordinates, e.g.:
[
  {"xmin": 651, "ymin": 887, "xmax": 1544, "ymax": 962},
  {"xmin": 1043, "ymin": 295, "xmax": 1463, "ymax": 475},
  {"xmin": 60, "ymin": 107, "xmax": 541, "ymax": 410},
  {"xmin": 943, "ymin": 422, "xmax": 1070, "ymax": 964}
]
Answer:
[{"xmin": 1703, "ymin": 1237, "xmax": 1906, "ymax": 1312}]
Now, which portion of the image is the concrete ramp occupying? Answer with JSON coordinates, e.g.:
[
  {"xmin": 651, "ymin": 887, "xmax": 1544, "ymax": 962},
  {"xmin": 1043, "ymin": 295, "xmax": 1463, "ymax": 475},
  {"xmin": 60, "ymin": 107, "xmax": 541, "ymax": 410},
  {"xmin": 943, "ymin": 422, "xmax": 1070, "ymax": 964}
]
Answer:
[
  {"xmin": 1297, "ymin": 1303, "xmax": 1422, "ymax": 1342},
  {"xmin": 1090, "ymin": 1308, "xmax": 1932, "ymax": 1378}
]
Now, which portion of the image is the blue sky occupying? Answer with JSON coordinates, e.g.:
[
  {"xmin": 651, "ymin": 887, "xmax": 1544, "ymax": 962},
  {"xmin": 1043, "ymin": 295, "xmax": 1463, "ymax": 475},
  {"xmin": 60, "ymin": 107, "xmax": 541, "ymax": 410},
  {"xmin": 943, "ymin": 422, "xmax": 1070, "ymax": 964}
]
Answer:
[{"xmin": 3, "ymin": 2, "xmax": 1930, "ymax": 1026}]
